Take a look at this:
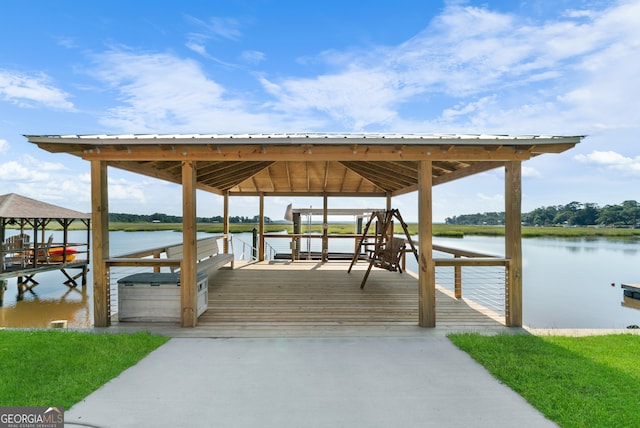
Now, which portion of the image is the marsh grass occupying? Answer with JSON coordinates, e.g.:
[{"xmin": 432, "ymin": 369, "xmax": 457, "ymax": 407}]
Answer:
[
  {"xmin": 448, "ymin": 333, "xmax": 640, "ymax": 427},
  {"xmin": 33, "ymin": 221, "xmax": 640, "ymax": 239},
  {"xmin": 0, "ymin": 330, "xmax": 169, "ymax": 409}
]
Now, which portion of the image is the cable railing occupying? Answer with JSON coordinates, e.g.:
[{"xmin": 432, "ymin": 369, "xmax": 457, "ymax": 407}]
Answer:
[
  {"xmin": 231, "ymin": 235, "xmax": 276, "ymax": 261},
  {"xmin": 431, "ymin": 244, "xmax": 509, "ymax": 319}
]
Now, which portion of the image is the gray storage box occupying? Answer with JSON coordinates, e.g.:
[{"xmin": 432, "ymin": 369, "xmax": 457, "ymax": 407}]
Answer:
[{"xmin": 117, "ymin": 272, "xmax": 208, "ymax": 322}]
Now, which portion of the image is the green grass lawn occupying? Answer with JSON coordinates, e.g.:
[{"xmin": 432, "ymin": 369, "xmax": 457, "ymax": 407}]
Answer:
[
  {"xmin": 0, "ymin": 330, "xmax": 169, "ymax": 409},
  {"xmin": 448, "ymin": 333, "xmax": 640, "ymax": 428},
  {"xmin": 2, "ymin": 329, "xmax": 638, "ymax": 425}
]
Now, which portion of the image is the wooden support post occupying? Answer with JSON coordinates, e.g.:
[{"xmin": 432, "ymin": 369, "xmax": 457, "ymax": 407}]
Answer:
[
  {"xmin": 223, "ymin": 190, "xmax": 230, "ymax": 253},
  {"xmin": 322, "ymin": 194, "xmax": 328, "ymax": 262},
  {"xmin": 293, "ymin": 212, "xmax": 301, "ymax": 261},
  {"xmin": 86, "ymin": 220, "xmax": 91, "ymax": 262},
  {"xmin": 505, "ymin": 161, "xmax": 523, "ymax": 326},
  {"xmin": 152, "ymin": 250, "xmax": 161, "ymax": 273},
  {"xmin": 454, "ymin": 256, "xmax": 462, "ymax": 299},
  {"xmin": 0, "ymin": 280, "xmax": 6, "ymax": 305},
  {"xmin": 386, "ymin": 192, "xmax": 392, "ymax": 211},
  {"xmin": 91, "ymin": 160, "xmax": 110, "ymax": 327},
  {"xmin": 418, "ymin": 160, "xmax": 436, "ymax": 327},
  {"xmin": 181, "ymin": 160, "xmax": 198, "ymax": 327},
  {"xmin": 259, "ymin": 193, "xmax": 265, "ymax": 261}
]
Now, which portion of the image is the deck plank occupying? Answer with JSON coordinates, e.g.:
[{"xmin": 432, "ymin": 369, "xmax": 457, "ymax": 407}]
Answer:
[{"xmin": 197, "ymin": 261, "xmax": 504, "ymax": 329}]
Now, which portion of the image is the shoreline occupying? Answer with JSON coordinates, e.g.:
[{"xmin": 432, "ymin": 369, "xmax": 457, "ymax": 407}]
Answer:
[{"xmin": 8, "ymin": 222, "xmax": 640, "ymax": 239}]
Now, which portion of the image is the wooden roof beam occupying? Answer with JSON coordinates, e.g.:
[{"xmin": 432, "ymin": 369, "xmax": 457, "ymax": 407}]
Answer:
[
  {"xmin": 228, "ymin": 191, "xmax": 387, "ymax": 197},
  {"xmin": 339, "ymin": 166, "xmax": 348, "ymax": 193},
  {"xmin": 285, "ymin": 162, "xmax": 292, "ymax": 192},
  {"xmin": 323, "ymin": 161, "xmax": 329, "ymax": 190},
  {"xmin": 432, "ymin": 161, "xmax": 461, "ymax": 173},
  {"xmin": 73, "ymin": 144, "xmax": 542, "ymax": 161}
]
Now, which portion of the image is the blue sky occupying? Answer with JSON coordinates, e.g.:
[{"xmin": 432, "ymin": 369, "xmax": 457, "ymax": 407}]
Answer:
[{"xmin": 1, "ymin": 0, "xmax": 639, "ymax": 223}]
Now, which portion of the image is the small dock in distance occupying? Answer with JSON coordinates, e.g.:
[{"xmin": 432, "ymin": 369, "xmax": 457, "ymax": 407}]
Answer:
[
  {"xmin": 1, "ymin": 193, "xmax": 90, "ymax": 302},
  {"xmin": 621, "ymin": 283, "xmax": 640, "ymax": 310}
]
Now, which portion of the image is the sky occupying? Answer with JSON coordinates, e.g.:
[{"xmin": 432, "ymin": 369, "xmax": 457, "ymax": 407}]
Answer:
[{"xmin": 1, "ymin": 0, "xmax": 639, "ymax": 223}]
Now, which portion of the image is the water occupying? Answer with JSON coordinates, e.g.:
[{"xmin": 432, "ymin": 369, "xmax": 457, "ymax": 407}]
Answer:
[{"xmin": 2, "ymin": 231, "xmax": 638, "ymax": 329}]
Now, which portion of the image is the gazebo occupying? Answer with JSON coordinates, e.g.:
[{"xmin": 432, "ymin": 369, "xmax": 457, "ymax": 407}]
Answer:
[
  {"xmin": 26, "ymin": 133, "xmax": 582, "ymax": 328},
  {"xmin": 0, "ymin": 192, "xmax": 91, "ymax": 289}
]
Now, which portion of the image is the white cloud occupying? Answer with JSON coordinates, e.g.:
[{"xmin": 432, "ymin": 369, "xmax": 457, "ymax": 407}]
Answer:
[
  {"xmin": 187, "ymin": 16, "xmax": 242, "ymax": 41},
  {"xmin": 0, "ymin": 70, "xmax": 74, "ymax": 110},
  {"xmin": 522, "ymin": 165, "xmax": 541, "ymax": 178},
  {"xmin": 240, "ymin": 50, "xmax": 265, "ymax": 64},
  {"xmin": 108, "ymin": 176, "xmax": 146, "ymax": 203},
  {"xmin": 257, "ymin": 1, "xmax": 640, "ymax": 134},
  {"xmin": 22, "ymin": 154, "xmax": 67, "ymax": 171},
  {"xmin": 66, "ymin": 2, "xmax": 640, "ymax": 137},
  {"xmin": 0, "ymin": 139, "xmax": 8, "ymax": 153},
  {"xmin": 185, "ymin": 41, "xmax": 208, "ymax": 57},
  {"xmin": 260, "ymin": 70, "xmax": 402, "ymax": 130},
  {"xmin": 0, "ymin": 160, "xmax": 48, "ymax": 181},
  {"xmin": 574, "ymin": 150, "xmax": 640, "ymax": 174},
  {"xmin": 477, "ymin": 192, "xmax": 504, "ymax": 205},
  {"xmin": 185, "ymin": 15, "xmax": 242, "ymax": 59},
  {"xmin": 89, "ymin": 49, "xmax": 288, "ymax": 132},
  {"xmin": 0, "ymin": 154, "xmax": 89, "ymax": 208}
]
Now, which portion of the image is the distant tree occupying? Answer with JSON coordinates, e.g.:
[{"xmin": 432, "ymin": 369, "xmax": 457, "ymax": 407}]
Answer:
[
  {"xmin": 445, "ymin": 212, "xmax": 504, "ymax": 225},
  {"xmin": 621, "ymin": 200, "xmax": 640, "ymax": 226},
  {"xmin": 597, "ymin": 205, "xmax": 624, "ymax": 225}
]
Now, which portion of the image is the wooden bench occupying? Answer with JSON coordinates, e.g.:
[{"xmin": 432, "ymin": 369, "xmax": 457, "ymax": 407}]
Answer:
[{"xmin": 166, "ymin": 237, "xmax": 234, "ymax": 275}]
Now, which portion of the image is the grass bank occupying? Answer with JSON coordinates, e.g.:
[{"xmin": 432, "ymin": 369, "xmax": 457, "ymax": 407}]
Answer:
[
  {"xmin": 102, "ymin": 222, "xmax": 640, "ymax": 239},
  {"xmin": 33, "ymin": 220, "xmax": 640, "ymax": 239},
  {"xmin": 0, "ymin": 330, "xmax": 169, "ymax": 408},
  {"xmin": 448, "ymin": 333, "xmax": 640, "ymax": 427}
]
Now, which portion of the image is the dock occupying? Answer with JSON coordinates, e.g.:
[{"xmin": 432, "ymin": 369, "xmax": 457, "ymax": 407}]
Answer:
[
  {"xmin": 1, "ymin": 193, "xmax": 91, "ymax": 301},
  {"xmin": 0, "ymin": 260, "xmax": 89, "ymax": 286},
  {"xmin": 110, "ymin": 260, "xmax": 507, "ymax": 337},
  {"xmin": 621, "ymin": 283, "xmax": 640, "ymax": 310}
]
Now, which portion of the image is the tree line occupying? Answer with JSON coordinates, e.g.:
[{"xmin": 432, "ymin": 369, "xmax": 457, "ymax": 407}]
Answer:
[
  {"xmin": 445, "ymin": 200, "xmax": 640, "ymax": 227},
  {"xmin": 109, "ymin": 213, "xmax": 273, "ymax": 224}
]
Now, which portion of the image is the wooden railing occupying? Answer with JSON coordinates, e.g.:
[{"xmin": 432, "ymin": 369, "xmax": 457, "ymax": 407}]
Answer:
[
  {"xmin": 103, "ymin": 234, "xmax": 229, "ymax": 320},
  {"xmin": 104, "ymin": 234, "xmax": 230, "ymax": 270}
]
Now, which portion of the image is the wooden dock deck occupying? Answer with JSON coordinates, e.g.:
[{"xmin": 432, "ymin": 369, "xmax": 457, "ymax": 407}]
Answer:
[{"xmin": 173, "ymin": 261, "xmax": 509, "ymax": 337}]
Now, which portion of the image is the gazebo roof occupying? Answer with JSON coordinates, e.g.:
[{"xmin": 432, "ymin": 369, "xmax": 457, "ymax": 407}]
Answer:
[
  {"xmin": 26, "ymin": 133, "xmax": 582, "ymax": 197},
  {"xmin": 0, "ymin": 193, "xmax": 90, "ymax": 220}
]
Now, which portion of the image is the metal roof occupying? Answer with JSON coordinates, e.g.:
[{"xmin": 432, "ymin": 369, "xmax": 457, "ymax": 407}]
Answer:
[
  {"xmin": 25, "ymin": 132, "xmax": 582, "ymax": 144},
  {"xmin": 25, "ymin": 133, "xmax": 583, "ymax": 197}
]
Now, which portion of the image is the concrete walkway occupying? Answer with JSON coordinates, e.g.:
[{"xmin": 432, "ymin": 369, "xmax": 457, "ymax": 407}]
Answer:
[{"xmin": 64, "ymin": 336, "xmax": 556, "ymax": 428}]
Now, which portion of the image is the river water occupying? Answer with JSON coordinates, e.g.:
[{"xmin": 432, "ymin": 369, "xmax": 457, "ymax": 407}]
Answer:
[{"xmin": 1, "ymin": 230, "xmax": 638, "ymax": 329}]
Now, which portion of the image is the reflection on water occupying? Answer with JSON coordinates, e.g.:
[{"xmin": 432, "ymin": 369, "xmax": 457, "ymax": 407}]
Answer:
[
  {"xmin": 1, "ymin": 230, "xmax": 94, "ymax": 329},
  {"xmin": 1, "ymin": 273, "xmax": 93, "ymax": 328}
]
